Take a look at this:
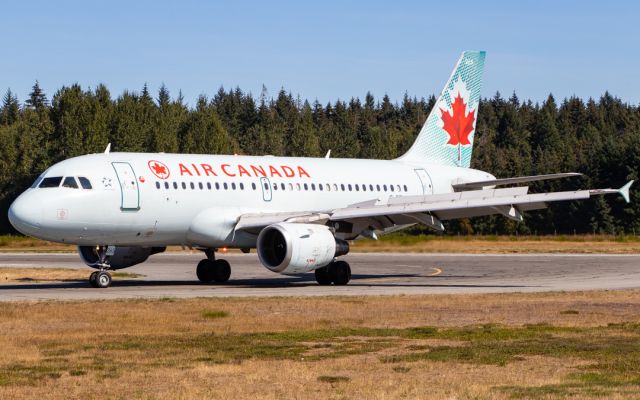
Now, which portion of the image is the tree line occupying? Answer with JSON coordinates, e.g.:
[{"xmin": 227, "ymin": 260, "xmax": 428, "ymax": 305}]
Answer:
[{"xmin": 0, "ymin": 82, "xmax": 638, "ymax": 235}]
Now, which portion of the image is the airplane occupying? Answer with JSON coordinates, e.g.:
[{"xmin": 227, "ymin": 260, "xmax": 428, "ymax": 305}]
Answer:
[{"xmin": 8, "ymin": 51, "xmax": 634, "ymax": 288}]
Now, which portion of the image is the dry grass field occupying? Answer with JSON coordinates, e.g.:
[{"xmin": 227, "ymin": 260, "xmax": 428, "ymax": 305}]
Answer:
[
  {"xmin": 1, "ymin": 234, "xmax": 640, "ymax": 254},
  {"xmin": 1, "ymin": 291, "xmax": 640, "ymax": 399}
]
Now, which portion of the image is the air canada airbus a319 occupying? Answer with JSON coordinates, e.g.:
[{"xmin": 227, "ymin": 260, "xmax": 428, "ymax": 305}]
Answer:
[{"xmin": 8, "ymin": 51, "xmax": 634, "ymax": 288}]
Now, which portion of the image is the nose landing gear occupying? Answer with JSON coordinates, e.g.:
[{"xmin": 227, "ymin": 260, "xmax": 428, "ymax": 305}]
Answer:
[
  {"xmin": 89, "ymin": 270, "xmax": 112, "ymax": 288},
  {"xmin": 196, "ymin": 248, "xmax": 231, "ymax": 283},
  {"xmin": 83, "ymin": 245, "xmax": 115, "ymax": 288}
]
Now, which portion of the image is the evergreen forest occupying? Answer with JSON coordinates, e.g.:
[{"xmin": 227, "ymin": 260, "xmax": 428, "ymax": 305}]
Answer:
[{"xmin": 0, "ymin": 82, "xmax": 638, "ymax": 235}]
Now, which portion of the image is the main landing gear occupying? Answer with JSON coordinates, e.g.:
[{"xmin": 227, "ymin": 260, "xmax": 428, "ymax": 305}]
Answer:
[
  {"xmin": 314, "ymin": 260, "xmax": 351, "ymax": 286},
  {"xmin": 196, "ymin": 249, "xmax": 231, "ymax": 283}
]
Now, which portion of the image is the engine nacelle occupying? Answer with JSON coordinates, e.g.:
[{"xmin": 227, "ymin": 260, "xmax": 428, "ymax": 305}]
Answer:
[
  {"xmin": 257, "ymin": 222, "xmax": 349, "ymax": 274},
  {"xmin": 78, "ymin": 246, "xmax": 166, "ymax": 270}
]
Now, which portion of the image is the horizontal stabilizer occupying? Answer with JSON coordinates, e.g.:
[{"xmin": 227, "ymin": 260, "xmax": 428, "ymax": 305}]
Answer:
[{"xmin": 452, "ymin": 172, "xmax": 582, "ymax": 191}]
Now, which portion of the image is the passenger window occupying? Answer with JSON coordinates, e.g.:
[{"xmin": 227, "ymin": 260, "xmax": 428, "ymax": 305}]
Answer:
[
  {"xmin": 369, "ymin": 184, "xmax": 374, "ymax": 191},
  {"xmin": 397, "ymin": 185, "xmax": 401, "ymax": 192},
  {"xmin": 403, "ymin": 185, "xmax": 408, "ymax": 192},
  {"xmin": 390, "ymin": 185, "xmax": 394, "ymax": 192},
  {"xmin": 207, "ymin": 182, "xmax": 211, "ymax": 190},
  {"xmin": 289, "ymin": 183, "xmax": 294, "ymax": 191},
  {"xmin": 215, "ymin": 182, "xmax": 220, "ymax": 190},
  {"xmin": 362, "ymin": 184, "xmax": 366, "ymax": 192},
  {"xmin": 383, "ymin": 185, "xmax": 387, "ymax": 191},
  {"xmin": 231, "ymin": 182, "xmax": 236, "ymax": 190},
  {"xmin": 182, "ymin": 182, "xmax": 187, "ymax": 189},
  {"xmin": 198, "ymin": 182, "xmax": 203, "ymax": 190},
  {"xmin": 173, "ymin": 182, "xmax": 178, "ymax": 189},
  {"xmin": 224, "ymin": 182, "xmax": 229, "ymax": 190},
  {"xmin": 319, "ymin": 184, "xmax": 323, "ymax": 191},
  {"xmin": 273, "ymin": 183, "xmax": 277, "ymax": 190},
  {"xmin": 340, "ymin": 184, "xmax": 345, "ymax": 191},
  {"xmin": 355, "ymin": 184, "xmax": 359, "ymax": 191},
  {"xmin": 39, "ymin": 177, "xmax": 63, "ymax": 188},
  {"xmin": 164, "ymin": 182, "xmax": 169, "ymax": 189},
  {"xmin": 296, "ymin": 183, "xmax": 301, "ymax": 191},
  {"xmin": 348, "ymin": 184, "xmax": 352, "ymax": 191},
  {"xmin": 304, "ymin": 183, "xmax": 308, "ymax": 191},
  {"xmin": 376, "ymin": 184, "xmax": 381, "ymax": 191},
  {"xmin": 311, "ymin": 183, "xmax": 315, "ymax": 191},
  {"xmin": 155, "ymin": 182, "xmax": 161, "ymax": 189},
  {"xmin": 240, "ymin": 183, "xmax": 245, "ymax": 190},
  {"xmin": 252, "ymin": 182, "xmax": 256, "ymax": 190},
  {"xmin": 78, "ymin": 177, "xmax": 93, "ymax": 189},
  {"xmin": 62, "ymin": 177, "xmax": 79, "ymax": 189},
  {"xmin": 333, "ymin": 184, "xmax": 338, "ymax": 191},
  {"xmin": 281, "ymin": 183, "xmax": 285, "ymax": 190}
]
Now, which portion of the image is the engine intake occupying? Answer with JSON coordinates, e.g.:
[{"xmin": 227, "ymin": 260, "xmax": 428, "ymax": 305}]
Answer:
[{"xmin": 257, "ymin": 222, "xmax": 349, "ymax": 274}]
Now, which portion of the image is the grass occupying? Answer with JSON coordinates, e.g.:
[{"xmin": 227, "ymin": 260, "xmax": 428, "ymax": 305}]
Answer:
[
  {"xmin": 201, "ymin": 310, "xmax": 229, "ymax": 319},
  {"xmin": 1, "ymin": 291, "xmax": 640, "ymax": 398},
  {"xmin": 1, "ymin": 234, "xmax": 639, "ymax": 253}
]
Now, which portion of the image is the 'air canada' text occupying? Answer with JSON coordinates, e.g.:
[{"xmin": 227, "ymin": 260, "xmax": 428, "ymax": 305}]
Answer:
[{"xmin": 178, "ymin": 163, "xmax": 311, "ymax": 179}]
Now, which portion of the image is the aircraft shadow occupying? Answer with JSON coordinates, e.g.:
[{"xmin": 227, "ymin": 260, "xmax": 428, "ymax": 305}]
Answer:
[{"xmin": 0, "ymin": 272, "xmax": 532, "ymax": 290}]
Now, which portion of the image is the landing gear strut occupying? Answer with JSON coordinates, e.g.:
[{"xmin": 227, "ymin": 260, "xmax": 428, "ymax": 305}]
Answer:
[
  {"xmin": 196, "ymin": 249, "xmax": 231, "ymax": 283},
  {"xmin": 315, "ymin": 260, "xmax": 351, "ymax": 285}
]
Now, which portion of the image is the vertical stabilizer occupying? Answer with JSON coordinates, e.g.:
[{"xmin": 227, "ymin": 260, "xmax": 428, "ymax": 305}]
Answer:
[{"xmin": 399, "ymin": 51, "xmax": 485, "ymax": 168}]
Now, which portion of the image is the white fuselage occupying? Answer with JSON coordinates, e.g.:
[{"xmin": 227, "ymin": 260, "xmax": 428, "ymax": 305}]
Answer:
[{"xmin": 8, "ymin": 153, "xmax": 494, "ymax": 247}]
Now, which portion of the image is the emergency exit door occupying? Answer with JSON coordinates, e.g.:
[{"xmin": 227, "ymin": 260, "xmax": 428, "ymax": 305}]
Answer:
[
  {"xmin": 112, "ymin": 162, "xmax": 140, "ymax": 210},
  {"xmin": 260, "ymin": 177, "xmax": 272, "ymax": 202},
  {"xmin": 414, "ymin": 168, "xmax": 434, "ymax": 196}
]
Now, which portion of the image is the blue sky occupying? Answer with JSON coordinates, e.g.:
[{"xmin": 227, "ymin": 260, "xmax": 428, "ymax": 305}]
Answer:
[{"xmin": 3, "ymin": 0, "xmax": 639, "ymax": 106}]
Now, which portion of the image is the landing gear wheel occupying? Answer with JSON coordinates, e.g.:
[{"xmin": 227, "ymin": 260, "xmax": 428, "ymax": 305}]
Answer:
[
  {"xmin": 330, "ymin": 261, "xmax": 351, "ymax": 285},
  {"xmin": 315, "ymin": 266, "xmax": 332, "ymax": 285},
  {"xmin": 213, "ymin": 259, "xmax": 231, "ymax": 283},
  {"xmin": 196, "ymin": 259, "xmax": 231, "ymax": 283},
  {"xmin": 94, "ymin": 271, "xmax": 112, "ymax": 288},
  {"xmin": 196, "ymin": 259, "xmax": 215, "ymax": 283},
  {"xmin": 89, "ymin": 271, "xmax": 99, "ymax": 288}
]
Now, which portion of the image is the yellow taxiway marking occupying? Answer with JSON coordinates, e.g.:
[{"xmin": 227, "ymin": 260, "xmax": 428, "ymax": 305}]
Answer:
[{"xmin": 429, "ymin": 267, "xmax": 443, "ymax": 276}]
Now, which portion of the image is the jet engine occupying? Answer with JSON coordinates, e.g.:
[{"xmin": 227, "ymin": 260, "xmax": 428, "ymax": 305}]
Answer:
[
  {"xmin": 78, "ymin": 246, "xmax": 166, "ymax": 270},
  {"xmin": 257, "ymin": 222, "xmax": 349, "ymax": 274}
]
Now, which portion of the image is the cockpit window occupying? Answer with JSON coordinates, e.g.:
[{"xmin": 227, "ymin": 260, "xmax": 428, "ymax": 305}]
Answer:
[
  {"xmin": 62, "ymin": 177, "xmax": 79, "ymax": 189},
  {"xmin": 39, "ymin": 177, "xmax": 63, "ymax": 188},
  {"xmin": 30, "ymin": 175, "xmax": 44, "ymax": 189},
  {"xmin": 78, "ymin": 177, "xmax": 92, "ymax": 189}
]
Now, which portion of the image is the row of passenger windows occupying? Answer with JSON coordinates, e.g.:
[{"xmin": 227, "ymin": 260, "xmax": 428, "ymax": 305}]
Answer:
[
  {"xmin": 155, "ymin": 180, "xmax": 410, "ymax": 193},
  {"xmin": 37, "ymin": 176, "xmax": 93, "ymax": 189}
]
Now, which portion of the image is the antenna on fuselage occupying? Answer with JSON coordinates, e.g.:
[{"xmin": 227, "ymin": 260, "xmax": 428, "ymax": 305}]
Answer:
[
  {"xmin": 104, "ymin": 143, "xmax": 111, "ymax": 155},
  {"xmin": 325, "ymin": 149, "xmax": 331, "ymax": 159}
]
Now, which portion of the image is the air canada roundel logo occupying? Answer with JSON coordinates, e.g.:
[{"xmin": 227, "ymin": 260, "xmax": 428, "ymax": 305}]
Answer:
[{"xmin": 148, "ymin": 160, "xmax": 170, "ymax": 179}]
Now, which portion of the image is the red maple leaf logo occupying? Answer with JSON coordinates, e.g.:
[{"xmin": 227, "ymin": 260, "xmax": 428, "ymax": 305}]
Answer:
[
  {"xmin": 148, "ymin": 160, "xmax": 170, "ymax": 179},
  {"xmin": 440, "ymin": 92, "xmax": 476, "ymax": 147}
]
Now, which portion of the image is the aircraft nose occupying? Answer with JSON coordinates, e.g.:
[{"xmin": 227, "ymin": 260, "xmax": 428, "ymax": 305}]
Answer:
[{"xmin": 8, "ymin": 193, "xmax": 43, "ymax": 236}]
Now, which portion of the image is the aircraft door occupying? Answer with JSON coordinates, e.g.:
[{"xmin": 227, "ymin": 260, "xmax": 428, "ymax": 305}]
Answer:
[
  {"xmin": 414, "ymin": 168, "xmax": 434, "ymax": 195},
  {"xmin": 112, "ymin": 162, "xmax": 140, "ymax": 210},
  {"xmin": 260, "ymin": 177, "xmax": 272, "ymax": 202}
]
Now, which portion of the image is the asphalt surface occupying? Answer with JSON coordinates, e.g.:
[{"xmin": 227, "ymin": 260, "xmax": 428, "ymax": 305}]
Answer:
[{"xmin": 0, "ymin": 252, "xmax": 638, "ymax": 301}]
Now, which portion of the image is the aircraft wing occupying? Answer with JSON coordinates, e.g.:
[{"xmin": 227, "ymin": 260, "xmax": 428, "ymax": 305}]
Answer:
[
  {"xmin": 451, "ymin": 172, "xmax": 583, "ymax": 191},
  {"xmin": 234, "ymin": 181, "xmax": 633, "ymax": 235}
]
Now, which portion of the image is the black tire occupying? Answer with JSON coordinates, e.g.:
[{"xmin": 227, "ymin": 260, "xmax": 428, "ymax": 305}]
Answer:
[
  {"xmin": 89, "ymin": 271, "xmax": 99, "ymax": 288},
  {"xmin": 95, "ymin": 271, "xmax": 112, "ymax": 288},
  {"xmin": 330, "ymin": 261, "xmax": 351, "ymax": 285},
  {"xmin": 213, "ymin": 259, "xmax": 231, "ymax": 283},
  {"xmin": 196, "ymin": 259, "xmax": 215, "ymax": 283},
  {"xmin": 315, "ymin": 266, "xmax": 332, "ymax": 285}
]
